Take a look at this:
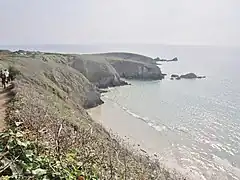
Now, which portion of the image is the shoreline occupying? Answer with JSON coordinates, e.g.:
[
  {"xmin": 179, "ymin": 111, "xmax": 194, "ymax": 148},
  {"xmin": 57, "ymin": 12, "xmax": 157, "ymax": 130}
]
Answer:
[{"xmin": 87, "ymin": 88, "xmax": 206, "ymax": 180}]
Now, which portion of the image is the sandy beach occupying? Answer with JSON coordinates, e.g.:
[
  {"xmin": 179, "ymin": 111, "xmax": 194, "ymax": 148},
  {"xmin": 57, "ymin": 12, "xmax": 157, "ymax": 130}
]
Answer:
[{"xmin": 87, "ymin": 91, "xmax": 207, "ymax": 180}]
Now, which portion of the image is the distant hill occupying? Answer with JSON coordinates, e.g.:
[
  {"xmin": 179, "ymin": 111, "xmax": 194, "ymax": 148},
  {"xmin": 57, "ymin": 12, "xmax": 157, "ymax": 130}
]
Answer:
[
  {"xmin": 94, "ymin": 52, "xmax": 156, "ymax": 64},
  {"xmin": 83, "ymin": 52, "xmax": 165, "ymax": 80}
]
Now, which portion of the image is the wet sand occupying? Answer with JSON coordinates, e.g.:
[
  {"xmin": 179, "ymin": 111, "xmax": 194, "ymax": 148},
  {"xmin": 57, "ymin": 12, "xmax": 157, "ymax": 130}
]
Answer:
[{"xmin": 87, "ymin": 95, "xmax": 206, "ymax": 180}]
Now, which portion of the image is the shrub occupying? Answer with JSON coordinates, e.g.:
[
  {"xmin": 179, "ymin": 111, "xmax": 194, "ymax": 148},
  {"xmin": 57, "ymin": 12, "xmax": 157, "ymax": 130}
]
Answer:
[
  {"xmin": 8, "ymin": 66, "xmax": 21, "ymax": 80},
  {"xmin": 0, "ymin": 129, "xmax": 98, "ymax": 180}
]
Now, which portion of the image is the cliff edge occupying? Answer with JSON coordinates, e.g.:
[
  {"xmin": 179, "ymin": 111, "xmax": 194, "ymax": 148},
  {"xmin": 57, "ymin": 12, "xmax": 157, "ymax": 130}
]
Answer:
[{"xmin": 89, "ymin": 52, "xmax": 165, "ymax": 80}]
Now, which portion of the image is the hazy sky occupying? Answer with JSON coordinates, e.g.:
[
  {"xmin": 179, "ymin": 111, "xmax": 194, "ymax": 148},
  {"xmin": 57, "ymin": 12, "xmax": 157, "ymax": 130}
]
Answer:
[{"xmin": 0, "ymin": 0, "xmax": 239, "ymax": 46}]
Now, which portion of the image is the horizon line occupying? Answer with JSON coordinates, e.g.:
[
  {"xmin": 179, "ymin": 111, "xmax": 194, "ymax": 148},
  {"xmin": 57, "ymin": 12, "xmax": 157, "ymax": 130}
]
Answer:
[{"xmin": 0, "ymin": 43, "xmax": 239, "ymax": 48}]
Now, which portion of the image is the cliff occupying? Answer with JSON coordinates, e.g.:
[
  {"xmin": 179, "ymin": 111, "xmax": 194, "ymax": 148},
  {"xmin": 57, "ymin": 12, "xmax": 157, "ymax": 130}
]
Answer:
[
  {"xmin": 0, "ymin": 50, "xmax": 182, "ymax": 179},
  {"xmin": 91, "ymin": 52, "xmax": 165, "ymax": 80},
  {"xmin": 0, "ymin": 52, "xmax": 103, "ymax": 109},
  {"xmin": 108, "ymin": 59, "xmax": 164, "ymax": 80},
  {"xmin": 69, "ymin": 54, "xmax": 128, "ymax": 88},
  {"xmin": 96, "ymin": 52, "xmax": 156, "ymax": 64}
]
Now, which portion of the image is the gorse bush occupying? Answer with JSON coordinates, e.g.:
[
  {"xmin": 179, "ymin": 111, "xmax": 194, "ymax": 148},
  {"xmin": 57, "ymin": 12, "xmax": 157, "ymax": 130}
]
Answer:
[{"xmin": 0, "ymin": 129, "xmax": 98, "ymax": 180}]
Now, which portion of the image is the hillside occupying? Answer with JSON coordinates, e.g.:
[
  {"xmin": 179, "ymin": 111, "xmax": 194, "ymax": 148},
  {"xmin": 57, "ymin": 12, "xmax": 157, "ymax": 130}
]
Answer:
[
  {"xmin": 85, "ymin": 52, "xmax": 165, "ymax": 80},
  {"xmin": 0, "ymin": 50, "xmax": 183, "ymax": 179},
  {"xmin": 69, "ymin": 54, "xmax": 128, "ymax": 88},
  {"xmin": 95, "ymin": 52, "xmax": 156, "ymax": 64}
]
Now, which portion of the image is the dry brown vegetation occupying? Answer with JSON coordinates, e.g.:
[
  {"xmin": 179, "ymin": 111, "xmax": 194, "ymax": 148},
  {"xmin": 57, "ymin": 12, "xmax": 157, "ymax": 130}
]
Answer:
[{"xmin": 0, "ymin": 51, "xmax": 185, "ymax": 179}]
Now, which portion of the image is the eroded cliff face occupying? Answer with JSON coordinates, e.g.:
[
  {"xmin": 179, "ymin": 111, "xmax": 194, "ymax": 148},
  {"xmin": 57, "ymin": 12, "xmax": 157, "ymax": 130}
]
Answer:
[
  {"xmin": 88, "ymin": 52, "xmax": 164, "ymax": 80},
  {"xmin": 109, "ymin": 60, "xmax": 164, "ymax": 80},
  {"xmin": 69, "ymin": 55, "xmax": 127, "ymax": 88}
]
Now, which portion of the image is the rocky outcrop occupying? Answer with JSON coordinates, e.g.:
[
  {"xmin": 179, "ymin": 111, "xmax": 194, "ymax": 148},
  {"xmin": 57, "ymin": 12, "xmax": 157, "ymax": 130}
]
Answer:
[
  {"xmin": 170, "ymin": 73, "xmax": 206, "ymax": 80},
  {"xmin": 109, "ymin": 60, "xmax": 164, "ymax": 80},
  {"xmin": 69, "ymin": 55, "xmax": 129, "ymax": 88},
  {"xmin": 180, "ymin": 73, "xmax": 198, "ymax": 79},
  {"xmin": 95, "ymin": 53, "xmax": 165, "ymax": 80},
  {"xmin": 154, "ymin": 57, "xmax": 178, "ymax": 62},
  {"xmin": 83, "ymin": 53, "xmax": 165, "ymax": 81}
]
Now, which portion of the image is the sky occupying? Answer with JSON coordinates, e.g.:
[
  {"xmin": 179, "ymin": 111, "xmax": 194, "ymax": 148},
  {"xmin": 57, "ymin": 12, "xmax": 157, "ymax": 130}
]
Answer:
[{"xmin": 0, "ymin": 0, "xmax": 239, "ymax": 46}]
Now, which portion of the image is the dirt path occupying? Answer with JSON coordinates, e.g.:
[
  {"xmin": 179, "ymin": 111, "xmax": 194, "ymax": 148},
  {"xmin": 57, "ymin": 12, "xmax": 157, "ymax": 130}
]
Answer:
[{"xmin": 0, "ymin": 85, "xmax": 12, "ymax": 132}]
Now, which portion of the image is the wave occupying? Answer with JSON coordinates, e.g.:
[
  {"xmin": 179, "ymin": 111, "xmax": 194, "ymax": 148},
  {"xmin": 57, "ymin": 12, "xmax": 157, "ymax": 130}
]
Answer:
[{"xmin": 103, "ymin": 96, "xmax": 171, "ymax": 133}]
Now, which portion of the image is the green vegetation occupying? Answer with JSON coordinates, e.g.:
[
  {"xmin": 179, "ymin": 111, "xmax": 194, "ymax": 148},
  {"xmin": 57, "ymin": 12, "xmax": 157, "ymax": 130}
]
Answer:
[
  {"xmin": 8, "ymin": 66, "xmax": 21, "ymax": 80},
  {"xmin": 0, "ymin": 129, "xmax": 98, "ymax": 180},
  {"xmin": 0, "ymin": 51, "xmax": 185, "ymax": 180}
]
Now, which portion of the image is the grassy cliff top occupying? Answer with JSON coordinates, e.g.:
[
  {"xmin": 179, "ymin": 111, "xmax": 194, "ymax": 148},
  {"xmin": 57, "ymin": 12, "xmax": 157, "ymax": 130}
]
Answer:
[{"xmin": 0, "ymin": 50, "xmax": 184, "ymax": 179}]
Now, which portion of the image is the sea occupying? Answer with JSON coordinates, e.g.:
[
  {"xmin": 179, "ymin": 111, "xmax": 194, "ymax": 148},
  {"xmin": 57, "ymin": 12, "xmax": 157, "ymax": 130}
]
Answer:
[{"xmin": 1, "ymin": 44, "xmax": 240, "ymax": 180}]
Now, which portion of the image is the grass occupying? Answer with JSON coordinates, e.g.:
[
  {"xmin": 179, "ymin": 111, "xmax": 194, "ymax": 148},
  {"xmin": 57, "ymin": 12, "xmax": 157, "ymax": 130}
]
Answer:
[{"xmin": 0, "ymin": 51, "xmax": 185, "ymax": 180}]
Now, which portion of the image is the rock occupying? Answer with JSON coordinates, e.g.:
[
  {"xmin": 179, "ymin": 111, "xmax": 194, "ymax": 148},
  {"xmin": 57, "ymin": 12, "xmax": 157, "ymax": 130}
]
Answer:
[
  {"xmin": 176, "ymin": 77, "xmax": 181, "ymax": 80},
  {"xmin": 154, "ymin": 57, "xmax": 161, "ymax": 61},
  {"xmin": 197, "ymin": 76, "xmax": 206, "ymax": 79},
  {"xmin": 171, "ymin": 57, "xmax": 178, "ymax": 61},
  {"xmin": 154, "ymin": 57, "xmax": 178, "ymax": 62},
  {"xmin": 109, "ymin": 60, "xmax": 165, "ymax": 80},
  {"xmin": 171, "ymin": 74, "xmax": 179, "ymax": 78},
  {"xmin": 170, "ymin": 77, "xmax": 174, "ymax": 80},
  {"xmin": 180, "ymin": 73, "xmax": 198, "ymax": 79},
  {"xmin": 97, "ymin": 89, "xmax": 108, "ymax": 94},
  {"xmin": 84, "ymin": 53, "xmax": 167, "ymax": 81},
  {"xmin": 84, "ymin": 90, "xmax": 104, "ymax": 108},
  {"xmin": 179, "ymin": 73, "xmax": 206, "ymax": 79},
  {"xmin": 69, "ymin": 55, "xmax": 128, "ymax": 89}
]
